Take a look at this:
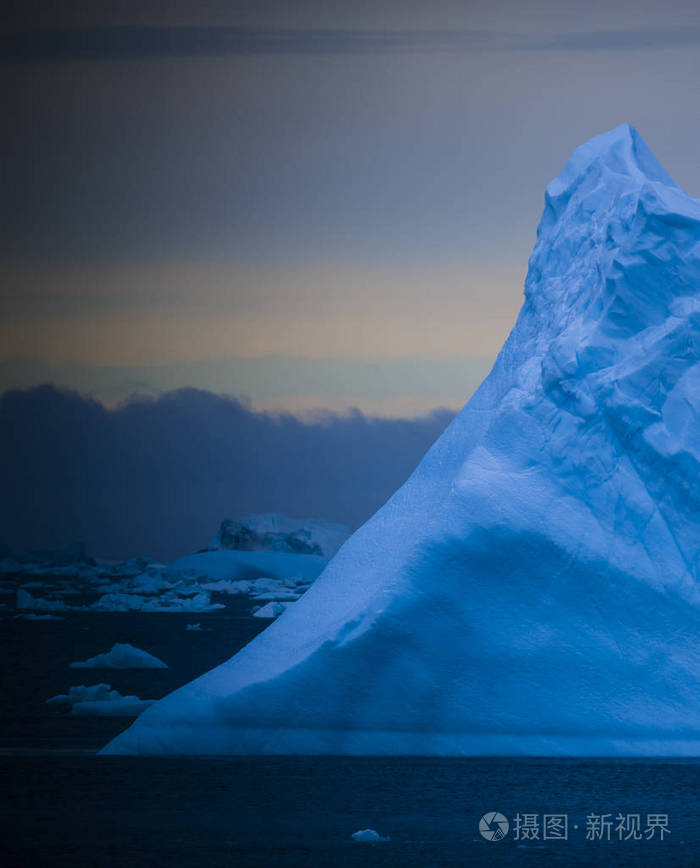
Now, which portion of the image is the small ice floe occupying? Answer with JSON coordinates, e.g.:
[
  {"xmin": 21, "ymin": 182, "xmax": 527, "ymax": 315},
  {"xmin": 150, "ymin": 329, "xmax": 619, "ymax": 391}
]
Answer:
[
  {"xmin": 351, "ymin": 829, "xmax": 391, "ymax": 843},
  {"xmin": 170, "ymin": 549, "xmax": 327, "ymax": 584},
  {"xmin": 70, "ymin": 643, "xmax": 168, "ymax": 669},
  {"xmin": 199, "ymin": 579, "xmax": 252, "ymax": 595},
  {"xmin": 46, "ymin": 683, "xmax": 155, "ymax": 716},
  {"xmin": 185, "ymin": 623, "xmax": 201, "ymax": 631},
  {"xmin": 125, "ymin": 571, "xmax": 175, "ymax": 595},
  {"xmin": 13, "ymin": 613, "xmax": 64, "ymax": 621},
  {"xmin": 16, "ymin": 589, "xmax": 70, "ymax": 611},
  {"xmin": 252, "ymin": 601, "xmax": 293, "ymax": 619},
  {"xmin": 200, "ymin": 575, "xmax": 302, "ymax": 599},
  {"xmin": 90, "ymin": 592, "xmax": 145, "ymax": 612},
  {"xmin": 106, "ymin": 556, "xmax": 159, "ymax": 578},
  {"xmin": 250, "ymin": 589, "xmax": 301, "ymax": 602},
  {"xmin": 91, "ymin": 590, "xmax": 223, "ymax": 613}
]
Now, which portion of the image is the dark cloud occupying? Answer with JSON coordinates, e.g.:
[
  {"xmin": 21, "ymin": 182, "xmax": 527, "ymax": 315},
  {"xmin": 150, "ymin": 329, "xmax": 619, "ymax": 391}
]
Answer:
[
  {"xmin": 4, "ymin": 25, "xmax": 700, "ymax": 63},
  {"xmin": 0, "ymin": 385, "xmax": 454, "ymax": 560}
]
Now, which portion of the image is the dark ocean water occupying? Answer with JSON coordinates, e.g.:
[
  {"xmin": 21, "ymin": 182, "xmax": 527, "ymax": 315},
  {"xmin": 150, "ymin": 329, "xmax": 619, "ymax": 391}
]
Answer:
[
  {"xmin": 0, "ymin": 598, "xmax": 262, "ymax": 750},
  {"xmin": 2, "ymin": 591, "xmax": 699, "ymax": 866},
  {"xmin": 2, "ymin": 756, "xmax": 698, "ymax": 867}
]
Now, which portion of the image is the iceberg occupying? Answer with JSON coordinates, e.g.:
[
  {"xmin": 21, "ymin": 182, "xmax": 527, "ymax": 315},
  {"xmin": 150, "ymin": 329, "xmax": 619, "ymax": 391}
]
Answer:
[
  {"xmin": 103, "ymin": 125, "xmax": 700, "ymax": 756},
  {"xmin": 208, "ymin": 513, "xmax": 351, "ymax": 558}
]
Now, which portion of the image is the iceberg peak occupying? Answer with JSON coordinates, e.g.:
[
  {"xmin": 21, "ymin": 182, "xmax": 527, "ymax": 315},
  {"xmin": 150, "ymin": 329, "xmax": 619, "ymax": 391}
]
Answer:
[
  {"xmin": 525, "ymin": 125, "xmax": 700, "ymax": 337},
  {"xmin": 547, "ymin": 123, "xmax": 678, "ymax": 201}
]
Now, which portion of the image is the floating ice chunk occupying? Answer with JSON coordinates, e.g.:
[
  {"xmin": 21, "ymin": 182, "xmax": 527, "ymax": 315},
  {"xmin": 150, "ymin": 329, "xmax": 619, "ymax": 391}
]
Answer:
[
  {"xmin": 91, "ymin": 591, "xmax": 223, "ymax": 613},
  {"xmin": 47, "ymin": 684, "xmax": 155, "ymax": 716},
  {"xmin": 125, "ymin": 571, "xmax": 174, "ymax": 595},
  {"xmin": 142, "ymin": 592, "xmax": 224, "ymax": 613},
  {"xmin": 70, "ymin": 643, "xmax": 168, "ymax": 669},
  {"xmin": 351, "ymin": 829, "xmax": 391, "ymax": 843},
  {"xmin": 252, "ymin": 601, "xmax": 293, "ymax": 618},
  {"xmin": 16, "ymin": 589, "xmax": 68, "ymax": 611},
  {"xmin": 169, "ymin": 550, "xmax": 326, "ymax": 583},
  {"xmin": 13, "ymin": 613, "xmax": 64, "ymax": 621},
  {"xmin": 91, "ymin": 593, "xmax": 146, "ymax": 612},
  {"xmin": 107, "ymin": 557, "xmax": 160, "ymax": 578},
  {"xmin": 199, "ymin": 580, "xmax": 253, "ymax": 595},
  {"xmin": 250, "ymin": 578, "xmax": 301, "ymax": 601}
]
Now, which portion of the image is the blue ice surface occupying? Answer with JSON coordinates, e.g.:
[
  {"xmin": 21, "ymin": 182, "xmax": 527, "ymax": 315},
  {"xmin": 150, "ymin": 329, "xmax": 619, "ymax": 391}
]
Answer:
[{"xmin": 103, "ymin": 125, "xmax": 700, "ymax": 756}]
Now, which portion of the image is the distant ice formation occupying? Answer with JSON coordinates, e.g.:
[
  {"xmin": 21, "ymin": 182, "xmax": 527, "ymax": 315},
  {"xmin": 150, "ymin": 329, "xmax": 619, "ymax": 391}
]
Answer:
[
  {"xmin": 4, "ymin": 532, "xmax": 328, "ymax": 616},
  {"xmin": 208, "ymin": 513, "xmax": 351, "ymax": 558}
]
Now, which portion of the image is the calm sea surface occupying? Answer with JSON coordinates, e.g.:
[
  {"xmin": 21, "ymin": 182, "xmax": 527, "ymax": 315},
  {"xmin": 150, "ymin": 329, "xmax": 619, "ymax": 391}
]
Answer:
[{"xmin": 2, "ymin": 755, "xmax": 699, "ymax": 867}]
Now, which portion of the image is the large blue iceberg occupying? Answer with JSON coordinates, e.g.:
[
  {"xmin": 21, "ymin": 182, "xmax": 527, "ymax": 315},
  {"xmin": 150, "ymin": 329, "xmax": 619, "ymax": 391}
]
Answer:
[{"xmin": 103, "ymin": 125, "xmax": 700, "ymax": 756}]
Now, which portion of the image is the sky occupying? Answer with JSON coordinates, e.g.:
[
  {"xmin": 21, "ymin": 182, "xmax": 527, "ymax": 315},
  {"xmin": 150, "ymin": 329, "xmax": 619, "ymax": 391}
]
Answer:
[
  {"xmin": 4, "ymin": 0, "xmax": 700, "ymax": 415},
  {"xmin": 4, "ymin": 1, "xmax": 700, "ymax": 556}
]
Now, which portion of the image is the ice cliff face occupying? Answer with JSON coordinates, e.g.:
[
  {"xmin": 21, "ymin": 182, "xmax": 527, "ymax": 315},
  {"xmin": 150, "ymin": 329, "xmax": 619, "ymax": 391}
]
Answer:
[{"xmin": 103, "ymin": 125, "xmax": 700, "ymax": 756}]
